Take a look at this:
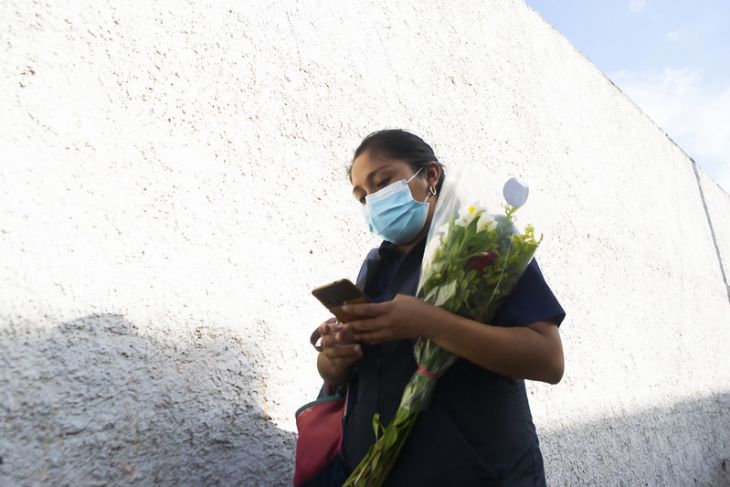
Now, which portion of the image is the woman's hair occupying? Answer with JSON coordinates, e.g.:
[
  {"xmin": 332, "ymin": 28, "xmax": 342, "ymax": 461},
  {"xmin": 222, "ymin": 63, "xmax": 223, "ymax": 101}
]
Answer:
[{"xmin": 348, "ymin": 129, "xmax": 446, "ymax": 193}]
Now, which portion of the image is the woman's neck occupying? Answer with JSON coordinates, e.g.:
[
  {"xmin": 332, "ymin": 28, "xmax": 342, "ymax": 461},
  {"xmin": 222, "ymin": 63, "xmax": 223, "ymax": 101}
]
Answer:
[{"xmin": 396, "ymin": 227, "xmax": 428, "ymax": 254}]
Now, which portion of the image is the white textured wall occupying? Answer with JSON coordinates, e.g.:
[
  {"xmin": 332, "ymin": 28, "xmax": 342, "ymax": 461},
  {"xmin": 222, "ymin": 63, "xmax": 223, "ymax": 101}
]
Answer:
[
  {"xmin": 1, "ymin": 0, "xmax": 729, "ymax": 485},
  {"xmin": 700, "ymin": 171, "xmax": 730, "ymax": 300}
]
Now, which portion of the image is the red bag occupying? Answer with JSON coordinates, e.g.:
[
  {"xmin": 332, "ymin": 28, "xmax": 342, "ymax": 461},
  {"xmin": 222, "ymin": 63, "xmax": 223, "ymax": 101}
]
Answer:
[{"xmin": 293, "ymin": 384, "xmax": 347, "ymax": 486}]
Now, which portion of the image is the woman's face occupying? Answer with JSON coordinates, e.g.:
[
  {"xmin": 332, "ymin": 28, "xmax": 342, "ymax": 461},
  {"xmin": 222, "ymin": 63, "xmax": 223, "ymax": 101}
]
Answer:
[{"xmin": 350, "ymin": 150, "xmax": 441, "ymax": 247}]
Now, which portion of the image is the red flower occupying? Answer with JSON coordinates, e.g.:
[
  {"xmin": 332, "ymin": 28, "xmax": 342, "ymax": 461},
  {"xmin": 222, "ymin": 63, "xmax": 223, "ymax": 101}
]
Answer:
[{"xmin": 466, "ymin": 251, "xmax": 499, "ymax": 272}]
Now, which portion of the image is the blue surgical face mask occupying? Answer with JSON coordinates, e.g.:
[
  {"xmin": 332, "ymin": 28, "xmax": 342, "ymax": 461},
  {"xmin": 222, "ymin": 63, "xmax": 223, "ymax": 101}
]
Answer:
[{"xmin": 362, "ymin": 167, "xmax": 431, "ymax": 244}]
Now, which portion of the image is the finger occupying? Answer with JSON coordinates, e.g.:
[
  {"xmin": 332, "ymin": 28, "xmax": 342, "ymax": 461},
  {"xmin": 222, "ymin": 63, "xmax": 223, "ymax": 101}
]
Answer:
[
  {"xmin": 320, "ymin": 334, "xmax": 340, "ymax": 349},
  {"xmin": 318, "ymin": 322, "xmax": 331, "ymax": 336},
  {"xmin": 321, "ymin": 333, "xmax": 354, "ymax": 349},
  {"xmin": 320, "ymin": 317, "xmax": 340, "ymax": 333},
  {"xmin": 338, "ymin": 301, "xmax": 390, "ymax": 319},
  {"xmin": 344, "ymin": 317, "xmax": 385, "ymax": 334},
  {"xmin": 323, "ymin": 344, "xmax": 362, "ymax": 360},
  {"xmin": 331, "ymin": 320, "xmax": 347, "ymax": 333},
  {"xmin": 333, "ymin": 330, "xmax": 356, "ymax": 345}
]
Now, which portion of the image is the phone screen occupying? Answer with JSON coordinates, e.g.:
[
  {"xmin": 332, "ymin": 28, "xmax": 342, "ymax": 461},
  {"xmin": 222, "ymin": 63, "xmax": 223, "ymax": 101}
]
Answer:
[{"xmin": 312, "ymin": 279, "xmax": 369, "ymax": 321}]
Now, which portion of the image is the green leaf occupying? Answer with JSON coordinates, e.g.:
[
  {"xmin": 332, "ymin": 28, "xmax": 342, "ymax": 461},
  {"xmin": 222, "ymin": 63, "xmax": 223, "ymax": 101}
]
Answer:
[
  {"xmin": 432, "ymin": 280, "xmax": 457, "ymax": 307},
  {"xmin": 424, "ymin": 285, "xmax": 440, "ymax": 305},
  {"xmin": 383, "ymin": 427, "xmax": 397, "ymax": 448},
  {"xmin": 372, "ymin": 413, "xmax": 382, "ymax": 440}
]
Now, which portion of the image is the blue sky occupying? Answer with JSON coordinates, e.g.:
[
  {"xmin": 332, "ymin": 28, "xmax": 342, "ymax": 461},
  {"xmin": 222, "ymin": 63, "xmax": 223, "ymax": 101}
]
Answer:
[{"xmin": 526, "ymin": 0, "xmax": 730, "ymax": 193}]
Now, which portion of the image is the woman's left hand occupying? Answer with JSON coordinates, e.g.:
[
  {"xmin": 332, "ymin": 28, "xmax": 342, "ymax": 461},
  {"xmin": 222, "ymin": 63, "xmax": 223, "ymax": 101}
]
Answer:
[{"xmin": 339, "ymin": 294, "xmax": 443, "ymax": 344}]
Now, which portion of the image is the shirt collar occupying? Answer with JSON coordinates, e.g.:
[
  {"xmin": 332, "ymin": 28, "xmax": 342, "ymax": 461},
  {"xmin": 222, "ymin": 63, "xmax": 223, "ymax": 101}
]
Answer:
[{"xmin": 377, "ymin": 235, "xmax": 428, "ymax": 260}]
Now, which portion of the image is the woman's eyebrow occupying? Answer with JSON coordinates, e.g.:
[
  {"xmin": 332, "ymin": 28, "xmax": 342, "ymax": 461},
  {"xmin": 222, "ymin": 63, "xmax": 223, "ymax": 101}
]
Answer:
[{"xmin": 352, "ymin": 166, "xmax": 391, "ymax": 195}]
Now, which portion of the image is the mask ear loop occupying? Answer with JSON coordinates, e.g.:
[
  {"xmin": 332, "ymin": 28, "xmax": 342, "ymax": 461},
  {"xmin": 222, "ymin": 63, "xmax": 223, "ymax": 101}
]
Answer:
[
  {"xmin": 410, "ymin": 166, "xmax": 438, "ymax": 201},
  {"xmin": 407, "ymin": 166, "xmax": 425, "ymax": 183}
]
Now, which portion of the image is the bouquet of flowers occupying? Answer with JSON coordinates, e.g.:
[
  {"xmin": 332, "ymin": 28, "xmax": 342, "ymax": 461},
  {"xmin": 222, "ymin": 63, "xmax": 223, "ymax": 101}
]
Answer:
[{"xmin": 344, "ymin": 175, "xmax": 543, "ymax": 487}]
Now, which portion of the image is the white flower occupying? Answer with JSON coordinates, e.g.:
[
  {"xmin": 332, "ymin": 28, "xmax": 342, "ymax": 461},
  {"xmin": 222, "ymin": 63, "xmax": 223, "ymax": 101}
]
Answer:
[
  {"xmin": 456, "ymin": 202, "xmax": 484, "ymax": 226},
  {"xmin": 476, "ymin": 212, "xmax": 497, "ymax": 233}
]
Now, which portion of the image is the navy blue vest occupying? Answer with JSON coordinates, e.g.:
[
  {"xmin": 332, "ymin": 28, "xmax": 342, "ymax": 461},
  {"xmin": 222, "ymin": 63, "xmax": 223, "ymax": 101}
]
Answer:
[{"xmin": 341, "ymin": 235, "xmax": 564, "ymax": 486}]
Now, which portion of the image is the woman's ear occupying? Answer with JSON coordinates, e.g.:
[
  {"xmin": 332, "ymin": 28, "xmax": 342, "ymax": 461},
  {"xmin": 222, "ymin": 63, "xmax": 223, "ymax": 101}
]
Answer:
[{"xmin": 427, "ymin": 161, "xmax": 441, "ymax": 189}]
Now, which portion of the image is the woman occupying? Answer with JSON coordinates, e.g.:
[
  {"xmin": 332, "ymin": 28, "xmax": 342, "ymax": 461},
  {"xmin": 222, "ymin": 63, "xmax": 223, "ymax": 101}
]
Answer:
[{"xmin": 309, "ymin": 129, "xmax": 566, "ymax": 486}]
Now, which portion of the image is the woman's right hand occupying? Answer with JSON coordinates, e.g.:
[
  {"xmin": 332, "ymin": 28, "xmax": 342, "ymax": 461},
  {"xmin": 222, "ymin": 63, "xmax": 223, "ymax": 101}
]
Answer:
[
  {"xmin": 316, "ymin": 317, "xmax": 363, "ymax": 386},
  {"xmin": 319, "ymin": 317, "xmax": 363, "ymax": 368}
]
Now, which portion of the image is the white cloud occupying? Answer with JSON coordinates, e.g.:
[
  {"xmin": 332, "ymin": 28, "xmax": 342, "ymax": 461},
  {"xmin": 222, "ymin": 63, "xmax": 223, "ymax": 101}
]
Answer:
[
  {"xmin": 629, "ymin": 0, "xmax": 648, "ymax": 13},
  {"xmin": 610, "ymin": 67, "xmax": 730, "ymax": 193}
]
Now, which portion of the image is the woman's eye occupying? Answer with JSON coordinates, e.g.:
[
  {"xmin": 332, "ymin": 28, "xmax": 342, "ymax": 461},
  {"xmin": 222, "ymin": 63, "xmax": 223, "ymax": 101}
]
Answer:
[{"xmin": 376, "ymin": 178, "xmax": 390, "ymax": 188}]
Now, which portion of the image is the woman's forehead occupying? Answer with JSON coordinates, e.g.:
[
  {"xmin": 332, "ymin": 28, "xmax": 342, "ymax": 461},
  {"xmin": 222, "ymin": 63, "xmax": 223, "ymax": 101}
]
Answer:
[{"xmin": 351, "ymin": 153, "xmax": 410, "ymax": 180}]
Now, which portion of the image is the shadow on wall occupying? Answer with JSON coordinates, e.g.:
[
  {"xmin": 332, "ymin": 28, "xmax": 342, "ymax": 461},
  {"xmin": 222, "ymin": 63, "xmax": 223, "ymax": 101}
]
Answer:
[
  {"xmin": 541, "ymin": 391, "xmax": 730, "ymax": 486},
  {"xmin": 0, "ymin": 313, "xmax": 296, "ymax": 486},
  {"xmin": 2, "ymin": 314, "xmax": 729, "ymax": 486}
]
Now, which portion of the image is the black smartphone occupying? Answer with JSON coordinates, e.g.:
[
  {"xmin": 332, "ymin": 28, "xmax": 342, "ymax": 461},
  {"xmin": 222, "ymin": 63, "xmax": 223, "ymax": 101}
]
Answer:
[{"xmin": 312, "ymin": 279, "xmax": 370, "ymax": 322}]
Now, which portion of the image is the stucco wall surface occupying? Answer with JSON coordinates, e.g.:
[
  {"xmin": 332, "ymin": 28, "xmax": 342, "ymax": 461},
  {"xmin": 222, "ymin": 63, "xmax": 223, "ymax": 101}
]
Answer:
[
  {"xmin": 1, "ymin": 0, "xmax": 729, "ymax": 485},
  {"xmin": 699, "ymin": 171, "xmax": 730, "ymax": 301}
]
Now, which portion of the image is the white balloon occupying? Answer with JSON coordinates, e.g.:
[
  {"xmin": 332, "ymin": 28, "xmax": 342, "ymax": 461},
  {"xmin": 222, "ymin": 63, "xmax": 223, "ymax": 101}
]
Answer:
[{"xmin": 503, "ymin": 177, "xmax": 529, "ymax": 207}]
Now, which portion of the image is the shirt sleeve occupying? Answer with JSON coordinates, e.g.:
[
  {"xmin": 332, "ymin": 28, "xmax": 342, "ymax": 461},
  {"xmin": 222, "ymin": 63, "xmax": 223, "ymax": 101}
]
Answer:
[{"xmin": 491, "ymin": 258, "xmax": 566, "ymax": 327}]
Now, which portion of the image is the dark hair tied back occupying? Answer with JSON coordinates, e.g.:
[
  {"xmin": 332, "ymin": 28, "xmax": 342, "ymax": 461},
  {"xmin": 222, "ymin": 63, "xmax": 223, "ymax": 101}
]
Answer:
[{"xmin": 348, "ymin": 129, "xmax": 446, "ymax": 193}]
